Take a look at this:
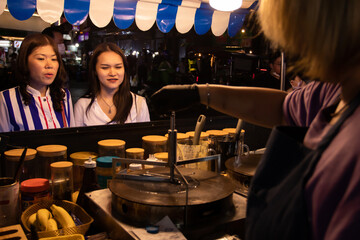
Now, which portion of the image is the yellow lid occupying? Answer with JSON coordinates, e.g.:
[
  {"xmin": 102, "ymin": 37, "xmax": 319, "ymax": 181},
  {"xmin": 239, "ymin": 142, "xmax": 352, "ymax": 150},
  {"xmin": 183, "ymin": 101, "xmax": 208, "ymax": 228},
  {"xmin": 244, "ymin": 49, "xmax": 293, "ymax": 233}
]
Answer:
[
  {"xmin": 36, "ymin": 145, "xmax": 67, "ymax": 157},
  {"xmin": 50, "ymin": 161, "xmax": 73, "ymax": 168},
  {"xmin": 222, "ymin": 128, "xmax": 236, "ymax": 134},
  {"xmin": 126, "ymin": 148, "xmax": 145, "ymax": 153},
  {"xmin": 70, "ymin": 152, "xmax": 98, "ymax": 165},
  {"xmin": 186, "ymin": 131, "xmax": 209, "ymax": 139},
  {"xmin": 206, "ymin": 130, "xmax": 228, "ymax": 137},
  {"xmin": 154, "ymin": 152, "xmax": 168, "ymax": 161},
  {"xmin": 165, "ymin": 132, "xmax": 188, "ymax": 140},
  {"xmin": 4, "ymin": 148, "xmax": 37, "ymax": 161},
  {"xmin": 142, "ymin": 135, "xmax": 168, "ymax": 143},
  {"xmin": 98, "ymin": 139, "xmax": 126, "ymax": 147}
]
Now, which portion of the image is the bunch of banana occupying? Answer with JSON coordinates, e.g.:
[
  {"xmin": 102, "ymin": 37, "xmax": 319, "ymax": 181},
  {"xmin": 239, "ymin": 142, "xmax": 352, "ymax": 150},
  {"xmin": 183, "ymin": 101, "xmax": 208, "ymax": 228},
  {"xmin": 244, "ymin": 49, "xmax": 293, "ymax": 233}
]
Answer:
[
  {"xmin": 50, "ymin": 204, "xmax": 76, "ymax": 229},
  {"xmin": 27, "ymin": 208, "xmax": 58, "ymax": 232}
]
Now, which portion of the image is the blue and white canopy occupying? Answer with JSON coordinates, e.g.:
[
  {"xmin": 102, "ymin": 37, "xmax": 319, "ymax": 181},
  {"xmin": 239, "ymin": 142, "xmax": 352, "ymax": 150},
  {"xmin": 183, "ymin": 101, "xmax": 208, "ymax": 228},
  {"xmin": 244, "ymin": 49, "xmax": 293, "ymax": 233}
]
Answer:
[{"xmin": 0, "ymin": 0, "xmax": 257, "ymax": 37}]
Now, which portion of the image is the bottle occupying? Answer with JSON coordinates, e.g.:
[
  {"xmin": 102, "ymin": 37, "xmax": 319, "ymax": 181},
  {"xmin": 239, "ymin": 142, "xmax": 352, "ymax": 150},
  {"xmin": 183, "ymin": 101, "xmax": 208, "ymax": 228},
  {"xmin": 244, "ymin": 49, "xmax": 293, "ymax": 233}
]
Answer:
[{"xmin": 76, "ymin": 157, "xmax": 100, "ymax": 207}]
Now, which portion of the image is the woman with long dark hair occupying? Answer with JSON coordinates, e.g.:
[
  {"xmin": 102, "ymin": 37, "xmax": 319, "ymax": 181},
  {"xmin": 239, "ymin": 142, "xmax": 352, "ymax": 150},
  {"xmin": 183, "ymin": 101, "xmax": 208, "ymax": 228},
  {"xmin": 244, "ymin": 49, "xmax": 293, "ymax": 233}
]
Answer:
[
  {"xmin": 0, "ymin": 33, "xmax": 74, "ymax": 132},
  {"xmin": 74, "ymin": 42, "xmax": 150, "ymax": 126}
]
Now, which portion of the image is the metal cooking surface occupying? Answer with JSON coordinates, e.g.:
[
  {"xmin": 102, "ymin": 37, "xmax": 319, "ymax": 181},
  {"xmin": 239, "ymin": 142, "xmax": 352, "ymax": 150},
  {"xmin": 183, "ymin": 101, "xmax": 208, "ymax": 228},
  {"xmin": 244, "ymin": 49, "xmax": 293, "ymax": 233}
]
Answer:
[
  {"xmin": 225, "ymin": 155, "xmax": 261, "ymax": 176},
  {"xmin": 109, "ymin": 167, "xmax": 235, "ymax": 206}
]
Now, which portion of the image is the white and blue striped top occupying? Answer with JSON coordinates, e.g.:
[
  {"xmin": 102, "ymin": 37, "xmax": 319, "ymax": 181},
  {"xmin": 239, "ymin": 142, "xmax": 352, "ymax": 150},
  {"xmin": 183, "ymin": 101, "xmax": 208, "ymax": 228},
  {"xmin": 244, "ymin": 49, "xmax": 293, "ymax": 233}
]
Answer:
[{"xmin": 0, "ymin": 86, "xmax": 75, "ymax": 132}]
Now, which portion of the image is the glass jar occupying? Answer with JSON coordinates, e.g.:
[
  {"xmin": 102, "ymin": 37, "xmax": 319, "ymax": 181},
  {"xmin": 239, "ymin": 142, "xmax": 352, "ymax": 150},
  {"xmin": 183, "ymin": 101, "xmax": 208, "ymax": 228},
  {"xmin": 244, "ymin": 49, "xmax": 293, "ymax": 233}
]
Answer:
[
  {"xmin": 142, "ymin": 135, "xmax": 167, "ymax": 160},
  {"xmin": 20, "ymin": 178, "xmax": 51, "ymax": 211},
  {"xmin": 70, "ymin": 151, "xmax": 98, "ymax": 191},
  {"xmin": 36, "ymin": 145, "xmax": 67, "ymax": 179},
  {"xmin": 98, "ymin": 139, "xmax": 125, "ymax": 157},
  {"xmin": 222, "ymin": 128, "xmax": 236, "ymax": 141},
  {"xmin": 96, "ymin": 156, "xmax": 117, "ymax": 189},
  {"xmin": 4, "ymin": 148, "xmax": 38, "ymax": 181},
  {"xmin": 50, "ymin": 161, "xmax": 73, "ymax": 201}
]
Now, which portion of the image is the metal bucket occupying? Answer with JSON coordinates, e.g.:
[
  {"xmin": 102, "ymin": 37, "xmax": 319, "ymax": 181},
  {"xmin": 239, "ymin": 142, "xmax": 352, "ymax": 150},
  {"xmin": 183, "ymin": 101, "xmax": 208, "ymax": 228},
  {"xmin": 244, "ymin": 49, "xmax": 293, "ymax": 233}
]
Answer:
[{"xmin": 0, "ymin": 177, "xmax": 20, "ymax": 227}]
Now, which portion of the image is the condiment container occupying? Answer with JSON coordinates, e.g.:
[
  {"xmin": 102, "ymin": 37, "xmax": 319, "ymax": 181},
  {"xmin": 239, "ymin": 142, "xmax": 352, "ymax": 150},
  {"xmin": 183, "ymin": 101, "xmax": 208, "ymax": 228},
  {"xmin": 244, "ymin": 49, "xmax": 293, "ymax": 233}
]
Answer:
[
  {"xmin": 50, "ymin": 161, "xmax": 74, "ymax": 201},
  {"xmin": 70, "ymin": 151, "xmax": 98, "ymax": 191},
  {"xmin": 222, "ymin": 128, "xmax": 236, "ymax": 140},
  {"xmin": 142, "ymin": 135, "xmax": 167, "ymax": 159},
  {"xmin": 36, "ymin": 145, "xmax": 67, "ymax": 179},
  {"xmin": 76, "ymin": 158, "xmax": 100, "ymax": 207},
  {"xmin": 98, "ymin": 139, "xmax": 125, "ymax": 157},
  {"xmin": 20, "ymin": 178, "xmax": 51, "ymax": 211},
  {"xmin": 4, "ymin": 148, "xmax": 37, "ymax": 181},
  {"xmin": 96, "ymin": 156, "xmax": 117, "ymax": 189}
]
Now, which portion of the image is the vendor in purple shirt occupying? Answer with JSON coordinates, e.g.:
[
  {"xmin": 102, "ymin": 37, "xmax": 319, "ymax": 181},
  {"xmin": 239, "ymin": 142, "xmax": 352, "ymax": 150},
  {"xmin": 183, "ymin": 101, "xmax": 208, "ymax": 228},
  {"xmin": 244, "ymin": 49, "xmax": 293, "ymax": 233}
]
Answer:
[{"xmin": 151, "ymin": 0, "xmax": 360, "ymax": 238}]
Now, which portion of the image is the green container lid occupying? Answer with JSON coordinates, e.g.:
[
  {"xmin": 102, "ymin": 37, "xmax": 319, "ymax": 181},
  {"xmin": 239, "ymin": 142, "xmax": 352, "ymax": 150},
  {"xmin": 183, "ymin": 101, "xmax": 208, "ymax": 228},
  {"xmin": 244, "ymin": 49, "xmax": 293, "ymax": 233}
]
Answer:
[{"xmin": 96, "ymin": 156, "xmax": 117, "ymax": 168}]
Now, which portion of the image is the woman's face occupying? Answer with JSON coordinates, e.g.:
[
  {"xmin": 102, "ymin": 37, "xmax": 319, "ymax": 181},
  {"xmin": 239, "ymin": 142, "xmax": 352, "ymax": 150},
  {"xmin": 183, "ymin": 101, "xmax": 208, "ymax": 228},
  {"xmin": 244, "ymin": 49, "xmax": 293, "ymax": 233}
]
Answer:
[
  {"xmin": 28, "ymin": 45, "xmax": 59, "ymax": 95},
  {"xmin": 96, "ymin": 51, "xmax": 125, "ymax": 93}
]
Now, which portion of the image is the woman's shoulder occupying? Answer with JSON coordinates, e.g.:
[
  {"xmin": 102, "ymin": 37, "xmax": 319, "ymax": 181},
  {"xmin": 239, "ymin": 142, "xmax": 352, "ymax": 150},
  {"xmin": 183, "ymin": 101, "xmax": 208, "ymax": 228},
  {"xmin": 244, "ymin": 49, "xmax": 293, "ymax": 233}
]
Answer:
[
  {"xmin": 75, "ymin": 97, "xmax": 92, "ymax": 106},
  {"xmin": 1, "ymin": 86, "xmax": 19, "ymax": 95}
]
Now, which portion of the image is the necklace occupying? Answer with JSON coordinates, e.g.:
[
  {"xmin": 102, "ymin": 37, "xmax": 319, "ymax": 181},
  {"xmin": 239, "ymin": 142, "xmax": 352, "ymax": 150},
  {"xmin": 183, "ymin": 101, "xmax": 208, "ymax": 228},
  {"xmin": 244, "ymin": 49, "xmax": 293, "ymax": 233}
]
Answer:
[{"xmin": 99, "ymin": 96, "xmax": 114, "ymax": 114}]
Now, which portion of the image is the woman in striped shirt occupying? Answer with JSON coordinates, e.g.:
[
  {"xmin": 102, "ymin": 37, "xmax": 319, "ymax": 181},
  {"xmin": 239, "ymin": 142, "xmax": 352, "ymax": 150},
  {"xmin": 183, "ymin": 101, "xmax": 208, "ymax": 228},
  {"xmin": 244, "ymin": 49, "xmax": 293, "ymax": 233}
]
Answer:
[{"xmin": 0, "ymin": 34, "xmax": 74, "ymax": 132}]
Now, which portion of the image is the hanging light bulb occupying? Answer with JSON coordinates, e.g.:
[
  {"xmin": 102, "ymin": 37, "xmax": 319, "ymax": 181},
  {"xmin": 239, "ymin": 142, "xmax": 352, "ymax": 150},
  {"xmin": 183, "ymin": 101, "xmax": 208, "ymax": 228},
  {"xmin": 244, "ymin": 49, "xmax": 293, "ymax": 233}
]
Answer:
[{"xmin": 209, "ymin": 0, "xmax": 243, "ymax": 12}]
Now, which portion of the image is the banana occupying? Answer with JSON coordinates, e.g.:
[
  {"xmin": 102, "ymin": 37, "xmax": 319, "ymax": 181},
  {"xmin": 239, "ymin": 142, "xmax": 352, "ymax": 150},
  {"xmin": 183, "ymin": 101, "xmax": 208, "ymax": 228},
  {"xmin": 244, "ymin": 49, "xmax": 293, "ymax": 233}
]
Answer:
[
  {"xmin": 27, "ymin": 213, "xmax": 37, "ymax": 227},
  {"xmin": 46, "ymin": 218, "xmax": 58, "ymax": 231},
  {"xmin": 36, "ymin": 208, "xmax": 52, "ymax": 231},
  {"xmin": 50, "ymin": 204, "xmax": 76, "ymax": 229}
]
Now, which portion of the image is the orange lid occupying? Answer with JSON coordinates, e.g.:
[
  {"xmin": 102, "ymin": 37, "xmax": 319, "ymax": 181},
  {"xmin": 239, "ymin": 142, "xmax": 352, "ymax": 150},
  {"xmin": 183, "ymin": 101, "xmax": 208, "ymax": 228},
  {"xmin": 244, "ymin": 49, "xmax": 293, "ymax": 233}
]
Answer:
[
  {"xmin": 21, "ymin": 178, "xmax": 50, "ymax": 193},
  {"xmin": 98, "ymin": 139, "xmax": 125, "ymax": 147},
  {"xmin": 126, "ymin": 148, "xmax": 145, "ymax": 153},
  {"xmin": 206, "ymin": 130, "xmax": 228, "ymax": 137},
  {"xmin": 4, "ymin": 148, "xmax": 37, "ymax": 161},
  {"xmin": 36, "ymin": 145, "xmax": 67, "ymax": 157},
  {"xmin": 50, "ymin": 161, "xmax": 73, "ymax": 168},
  {"xmin": 142, "ymin": 135, "xmax": 167, "ymax": 143}
]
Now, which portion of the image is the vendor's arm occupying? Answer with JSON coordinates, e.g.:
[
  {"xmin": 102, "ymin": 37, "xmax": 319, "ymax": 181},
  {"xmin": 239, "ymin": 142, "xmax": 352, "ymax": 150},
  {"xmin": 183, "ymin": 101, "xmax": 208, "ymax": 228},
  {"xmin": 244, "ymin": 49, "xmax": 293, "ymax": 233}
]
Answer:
[{"xmin": 197, "ymin": 84, "xmax": 287, "ymax": 128}]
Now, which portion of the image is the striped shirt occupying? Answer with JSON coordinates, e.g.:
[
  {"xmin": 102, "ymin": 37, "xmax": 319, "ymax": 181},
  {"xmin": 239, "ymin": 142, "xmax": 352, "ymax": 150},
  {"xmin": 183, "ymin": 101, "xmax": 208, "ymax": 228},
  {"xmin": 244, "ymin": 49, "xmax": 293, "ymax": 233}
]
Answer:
[{"xmin": 0, "ymin": 86, "xmax": 75, "ymax": 132}]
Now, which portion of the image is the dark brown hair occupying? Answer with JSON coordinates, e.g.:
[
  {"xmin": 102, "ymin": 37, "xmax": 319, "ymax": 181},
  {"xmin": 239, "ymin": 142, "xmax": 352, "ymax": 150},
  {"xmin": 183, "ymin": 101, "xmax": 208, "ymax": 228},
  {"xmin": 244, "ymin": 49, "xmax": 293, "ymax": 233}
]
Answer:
[
  {"xmin": 15, "ymin": 33, "xmax": 66, "ymax": 111},
  {"xmin": 86, "ymin": 42, "xmax": 132, "ymax": 124}
]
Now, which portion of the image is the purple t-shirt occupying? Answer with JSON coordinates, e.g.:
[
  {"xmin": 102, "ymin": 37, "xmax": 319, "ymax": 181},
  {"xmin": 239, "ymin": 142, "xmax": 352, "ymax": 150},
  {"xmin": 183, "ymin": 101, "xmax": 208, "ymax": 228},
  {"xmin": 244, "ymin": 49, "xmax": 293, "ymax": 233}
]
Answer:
[{"xmin": 284, "ymin": 81, "xmax": 360, "ymax": 239}]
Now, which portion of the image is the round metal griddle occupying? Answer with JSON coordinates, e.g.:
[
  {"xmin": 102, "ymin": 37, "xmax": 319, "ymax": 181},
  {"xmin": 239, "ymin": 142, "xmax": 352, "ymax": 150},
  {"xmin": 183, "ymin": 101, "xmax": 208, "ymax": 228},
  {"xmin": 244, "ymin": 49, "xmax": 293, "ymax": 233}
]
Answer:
[
  {"xmin": 225, "ymin": 154, "xmax": 262, "ymax": 196},
  {"xmin": 109, "ymin": 167, "xmax": 235, "ymax": 226}
]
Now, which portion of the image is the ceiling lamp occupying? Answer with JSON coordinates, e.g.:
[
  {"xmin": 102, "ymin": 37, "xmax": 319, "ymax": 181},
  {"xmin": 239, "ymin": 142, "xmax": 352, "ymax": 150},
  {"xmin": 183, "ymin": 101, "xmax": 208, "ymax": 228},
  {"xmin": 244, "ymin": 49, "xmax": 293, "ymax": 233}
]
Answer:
[{"xmin": 209, "ymin": 0, "xmax": 243, "ymax": 11}]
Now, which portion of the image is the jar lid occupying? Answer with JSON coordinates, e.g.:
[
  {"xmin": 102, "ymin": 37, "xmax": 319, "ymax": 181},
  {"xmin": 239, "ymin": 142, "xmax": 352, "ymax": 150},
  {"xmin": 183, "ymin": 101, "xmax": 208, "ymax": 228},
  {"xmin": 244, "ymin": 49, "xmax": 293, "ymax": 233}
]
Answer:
[
  {"xmin": 50, "ymin": 161, "xmax": 73, "ymax": 168},
  {"xmin": 142, "ymin": 135, "xmax": 167, "ymax": 143},
  {"xmin": 165, "ymin": 133, "xmax": 188, "ymax": 140},
  {"xmin": 36, "ymin": 145, "xmax": 67, "ymax": 157},
  {"xmin": 126, "ymin": 148, "xmax": 145, "ymax": 154},
  {"xmin": 70, "ymin": 152, "xmax": 98, "ymax": 165},
  {"xmin": 4, "ymin": 148, "xmax": 37, "ymax": 161},
  {"xmin": 154, "ymin": 152, "xmax": 168, "ymax": 161},
  {"xmin": 21, "ymin": 178, "xmax": 50, "ymax": 193},
  {"xmin": 98, "ymin": 139, "xmax": 125, "ymax": 147},
  {"xmin": 186, "ymin": 131, "xmax": 209, "ymax": 139},
  {"xmin": 96, "ymin": 156, "xmax": 117, "ymax": 168},
  {"xmin": 222, "ymin": 128, "xmax": 236, "ymax": 134},
  {"xmin": 206, "ymin": 130, "xmax": 228, "ymax": 137}
]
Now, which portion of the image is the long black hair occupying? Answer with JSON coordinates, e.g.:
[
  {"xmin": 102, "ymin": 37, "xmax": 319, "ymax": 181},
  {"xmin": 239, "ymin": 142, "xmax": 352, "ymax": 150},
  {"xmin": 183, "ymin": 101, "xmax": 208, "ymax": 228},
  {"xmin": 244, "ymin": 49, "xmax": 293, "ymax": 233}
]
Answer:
[
  {"xmin": 15, "ymin": 33, "xmax": 66, "ymax": 111},
  {"xmin": 86, "ymin": 42, "xmax": 132, "ymax": 124}
]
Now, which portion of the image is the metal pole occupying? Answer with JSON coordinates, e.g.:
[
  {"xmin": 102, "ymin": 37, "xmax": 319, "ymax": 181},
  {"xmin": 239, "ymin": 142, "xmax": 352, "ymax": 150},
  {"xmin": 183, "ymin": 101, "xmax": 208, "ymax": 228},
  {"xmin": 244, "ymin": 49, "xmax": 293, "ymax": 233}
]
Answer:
[
  {"xmin": 168, "ymin": 111, "xmax": 177, "ymax": 182},
  {"xmin": 280, "ymin": 51, "xmax": 286, "ymax": 91}
]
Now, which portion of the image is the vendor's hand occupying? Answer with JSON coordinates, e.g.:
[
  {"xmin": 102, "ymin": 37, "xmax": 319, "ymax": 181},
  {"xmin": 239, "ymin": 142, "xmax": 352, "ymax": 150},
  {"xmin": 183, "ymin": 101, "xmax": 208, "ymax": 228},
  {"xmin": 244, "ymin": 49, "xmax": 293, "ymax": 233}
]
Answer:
[{"xmin": 151, "ymin": 84, "xmax": 200, "ymax": 113}]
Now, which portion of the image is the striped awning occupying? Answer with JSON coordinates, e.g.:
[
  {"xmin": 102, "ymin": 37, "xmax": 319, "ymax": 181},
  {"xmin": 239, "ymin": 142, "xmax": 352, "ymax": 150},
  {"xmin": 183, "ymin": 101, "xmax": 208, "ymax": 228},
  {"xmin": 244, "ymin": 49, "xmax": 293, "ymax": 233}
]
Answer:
[{"xmin": 0, "ymin": 0, "xmax": 258, "ymax": 37}]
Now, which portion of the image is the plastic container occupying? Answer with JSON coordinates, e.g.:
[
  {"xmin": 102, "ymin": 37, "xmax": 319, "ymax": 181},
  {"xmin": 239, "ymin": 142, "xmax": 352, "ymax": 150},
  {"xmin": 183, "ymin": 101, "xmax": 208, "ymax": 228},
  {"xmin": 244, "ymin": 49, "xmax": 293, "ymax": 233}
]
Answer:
[
  {"xmin": 4, "ymin": 148, "xmax": 37, "ymax": 181},
  {"xmin": 96, "ymin": 156, "xmax": 117, "ymax": 188},
  {"xmin": 142, "ymin": 135, "xmax": 167, "ymax": 159},
  {"xmin": 70, "ymin": 152, "xmax": 98, "ymax": 191},
  {"xmin": 50, "ymin": 161, "xmax": 74, "ymax": 201},
  {"xmin": 98, "ymin": 139, "xmax": 125, "ymax": 157},
  {"xmin": 20, "ymin": 178, "xmax": 51, "ymax": 211},
  {"xmin": 36, "ymin": 145, "xmax": 67, "ymax": 179}
]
